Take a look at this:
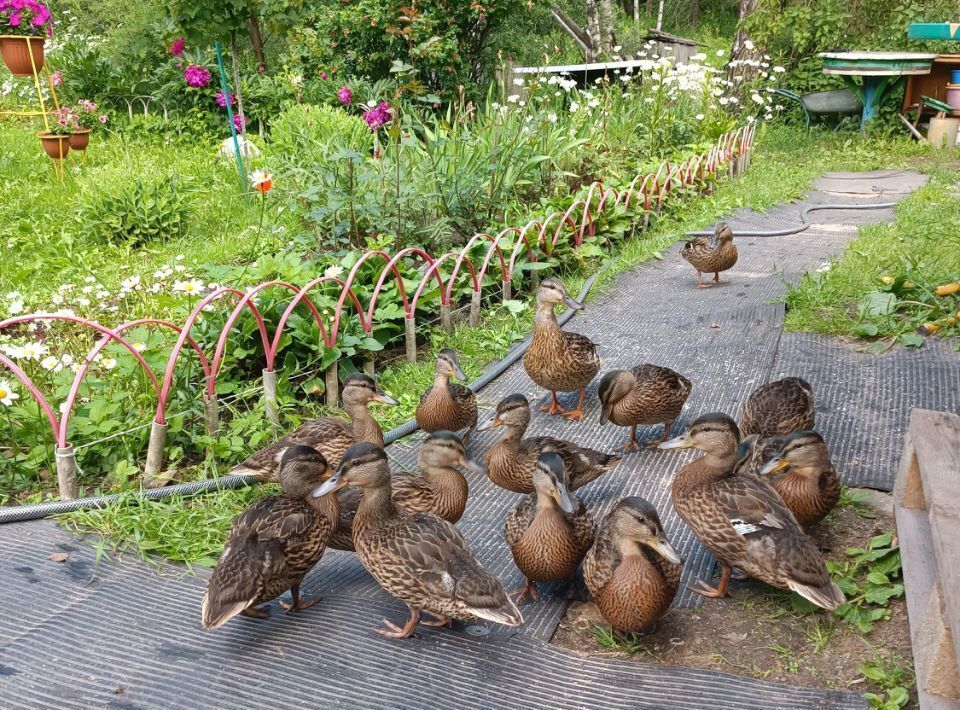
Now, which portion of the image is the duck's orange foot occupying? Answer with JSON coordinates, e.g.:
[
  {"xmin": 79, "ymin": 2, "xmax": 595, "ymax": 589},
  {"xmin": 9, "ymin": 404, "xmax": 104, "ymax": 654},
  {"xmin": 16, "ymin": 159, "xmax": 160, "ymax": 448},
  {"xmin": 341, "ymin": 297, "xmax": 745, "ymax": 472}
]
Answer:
[{"xmin": 509, "ymin": 580, "xmax": 541, "ymax": 605}]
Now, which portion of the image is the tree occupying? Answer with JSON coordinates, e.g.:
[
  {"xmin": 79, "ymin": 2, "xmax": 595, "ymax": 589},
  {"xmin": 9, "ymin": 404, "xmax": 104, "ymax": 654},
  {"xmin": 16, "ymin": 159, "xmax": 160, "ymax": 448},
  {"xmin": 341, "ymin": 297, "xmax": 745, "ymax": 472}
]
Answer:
[{"xmin": 729, "ymin": 0, "xmax": 762, "ymax": 87}]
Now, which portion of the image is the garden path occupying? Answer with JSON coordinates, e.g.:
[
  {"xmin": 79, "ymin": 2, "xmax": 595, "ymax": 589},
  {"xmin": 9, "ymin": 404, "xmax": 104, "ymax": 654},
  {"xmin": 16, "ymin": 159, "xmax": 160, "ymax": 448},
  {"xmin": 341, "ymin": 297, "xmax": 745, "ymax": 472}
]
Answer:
[{"xmin": 3, "ymin": 169, "xmax": 955, "ymax": 709}]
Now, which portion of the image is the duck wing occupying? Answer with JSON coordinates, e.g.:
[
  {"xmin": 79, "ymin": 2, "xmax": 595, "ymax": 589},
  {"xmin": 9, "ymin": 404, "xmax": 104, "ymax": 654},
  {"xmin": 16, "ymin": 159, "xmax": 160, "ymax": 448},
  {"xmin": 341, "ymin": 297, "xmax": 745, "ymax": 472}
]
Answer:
[
  {"xmin": 229, "ymin": 417, "xmax": 355, "ymax": 478},
  {"xmin": 583, "ymin": 526, "xmax": 621, "ymax": 594},
  {"xmin": 392, "ymin": 473, "xmax": 435, "ymax": 514}
]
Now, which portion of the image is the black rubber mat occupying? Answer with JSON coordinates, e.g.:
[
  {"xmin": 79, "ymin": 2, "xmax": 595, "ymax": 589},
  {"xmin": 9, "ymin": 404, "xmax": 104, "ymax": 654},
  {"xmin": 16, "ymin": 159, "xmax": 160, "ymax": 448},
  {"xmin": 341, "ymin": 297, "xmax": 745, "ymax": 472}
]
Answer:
[
  {"xmin": 0, "ymin": 520, "xmax": 866, "ymax": 710},
  {"xmin": 1, "ymin": 169, "xmax": 933, "ymax": 709}
]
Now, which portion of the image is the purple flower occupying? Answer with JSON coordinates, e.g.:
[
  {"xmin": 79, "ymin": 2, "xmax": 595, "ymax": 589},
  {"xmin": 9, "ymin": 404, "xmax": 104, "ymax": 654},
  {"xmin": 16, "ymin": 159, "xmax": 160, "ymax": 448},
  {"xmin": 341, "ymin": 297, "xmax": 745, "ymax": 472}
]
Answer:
[
  {"xmin": 233, "ymin": 114, "xmax": 247, "ymax": 131},
  {"xmin": 183, "ymin": 64, "xmax": 211, "ymax": 89},
  {"xmin": 9, "ymin": 11, "xmax": 20, "ymax": 25},
  {"xmin": 320, "ymin": 72, "xmax": 327, "ymax": 80},
  {"xmin": 215, "ymin": 91, "xmax": 235, "ymax": 109},
  {"xmin": 50, "ymin": 69, "xmax": 62, "ymax": 86},
  {"xmin": 362, "ymin": 101, "xmax": 393, "ymax": 132},
  {"xmin": 98, "ymin": 114, "xmax": 108, "ymax": 124},
  {"xmin": 337, "ymin": 86, "xmax": 352, "ymax": 105},
  {"xmin": 170, "ymin": 37, "xmax": 185, "ymax": 57}
]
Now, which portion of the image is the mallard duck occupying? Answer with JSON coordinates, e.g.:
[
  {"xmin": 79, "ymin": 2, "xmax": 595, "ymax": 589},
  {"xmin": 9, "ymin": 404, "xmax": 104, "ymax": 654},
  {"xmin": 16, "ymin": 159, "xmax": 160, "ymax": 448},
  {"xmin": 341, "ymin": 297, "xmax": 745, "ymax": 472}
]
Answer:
[
  {"xmin": 415, "ymin": 349, "xmax": 478, "ymax": 444},
  {"xmin": 504, "ymin": 452, "xmax": 596, "ymax": 603},
  {"xmin": 755, "ymin": 431, "xmax": 840, "ymax": 528},
  {"xmin": 523, "ymin": 277, "xmax": 600, "ymax": 421},
  {"xmin": 230, "ymin": 372, "xmax": 399, "ymax": 479},
  {"xmin": 201, "ymin": 445, "xmax": 339, "ymax": 629},
  {"xmin": 598, "ymin": 364, "xmax": 692, "ymax": 450},
  {"xmin": 681, "ymin": 222, "xmax": 737, "ymax": 288},
  {"xmin": 659, "ymin": 413, "xmax": 843, "ymax": 609},
  {"xmin": 328, "ymin": 430, "xmax": 481, "ymax": 552},
  {"xmin": 583, "ymin": 497, "xmax": 683, "ymax": 633},
  {"xmin": 478, "ymin": 393, "xmax": 621, "ymax": 494},
  {"xmin": 739, "ymin": 376, "xmax": 814, "ymax": 440},
  {"xmin": 313, "ymin": 442, "xmax": 523, "ymax": 638}
]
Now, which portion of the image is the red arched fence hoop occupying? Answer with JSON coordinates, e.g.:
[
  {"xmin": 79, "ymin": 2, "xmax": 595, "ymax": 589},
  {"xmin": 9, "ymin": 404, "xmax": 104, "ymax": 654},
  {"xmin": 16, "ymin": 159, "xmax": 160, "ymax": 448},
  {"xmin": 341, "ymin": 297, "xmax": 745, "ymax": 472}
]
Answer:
[{"xmin": 0, "ymin": 126, "xmax": 756, "ymax": 498}]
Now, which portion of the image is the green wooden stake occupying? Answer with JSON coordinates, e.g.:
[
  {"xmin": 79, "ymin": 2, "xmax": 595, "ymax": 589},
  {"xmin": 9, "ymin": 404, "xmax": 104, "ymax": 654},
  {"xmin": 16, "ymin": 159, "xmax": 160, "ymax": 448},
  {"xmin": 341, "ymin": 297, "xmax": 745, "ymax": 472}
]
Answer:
[{"xmin": 215, "ymin": 41, "xmax": 247, "ymax": 194}]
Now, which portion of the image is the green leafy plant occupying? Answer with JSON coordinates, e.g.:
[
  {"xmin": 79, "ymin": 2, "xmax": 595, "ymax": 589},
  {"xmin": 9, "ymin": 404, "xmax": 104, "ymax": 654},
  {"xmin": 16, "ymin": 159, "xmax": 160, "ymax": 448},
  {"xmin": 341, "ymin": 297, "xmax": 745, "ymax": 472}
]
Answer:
[
  {"xmin": 78, "ymin": 174, "xmax": 190, "ymax": 245},
  {"xmin": 861, "ymin": 654, "xmax": 914, "ymax": 709},
  {"xmin": 827, "ymin": 532, "xmax": 904, "ymax": 633}
]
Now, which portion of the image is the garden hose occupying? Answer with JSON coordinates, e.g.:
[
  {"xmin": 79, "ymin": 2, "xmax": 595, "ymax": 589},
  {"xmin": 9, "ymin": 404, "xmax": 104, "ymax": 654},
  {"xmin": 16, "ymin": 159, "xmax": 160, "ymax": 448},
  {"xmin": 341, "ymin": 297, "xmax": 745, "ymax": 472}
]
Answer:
[
  {"xmin": 0, "ymin": 193, "xmax": 905, "ymax": 525},
  {"xmin": 0, "ymin": 267, "xmax": 611, "ymax": 525}
]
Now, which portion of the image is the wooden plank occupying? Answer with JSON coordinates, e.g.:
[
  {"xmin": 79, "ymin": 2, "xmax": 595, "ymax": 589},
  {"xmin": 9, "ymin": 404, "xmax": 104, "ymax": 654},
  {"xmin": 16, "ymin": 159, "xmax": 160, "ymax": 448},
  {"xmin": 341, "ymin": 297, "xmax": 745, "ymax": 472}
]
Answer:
[{"xmin": 910, "ymin": 408, "xmax": 960, "ymax": 666}]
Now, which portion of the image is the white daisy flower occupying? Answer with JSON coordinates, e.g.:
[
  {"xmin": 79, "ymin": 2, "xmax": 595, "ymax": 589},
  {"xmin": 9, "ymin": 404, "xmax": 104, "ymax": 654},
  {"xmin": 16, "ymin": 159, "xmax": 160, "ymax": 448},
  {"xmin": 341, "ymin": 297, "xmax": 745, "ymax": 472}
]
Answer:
[{"xmin": 0, "ymin": 380, "xmax": 19, "ymax": 406}]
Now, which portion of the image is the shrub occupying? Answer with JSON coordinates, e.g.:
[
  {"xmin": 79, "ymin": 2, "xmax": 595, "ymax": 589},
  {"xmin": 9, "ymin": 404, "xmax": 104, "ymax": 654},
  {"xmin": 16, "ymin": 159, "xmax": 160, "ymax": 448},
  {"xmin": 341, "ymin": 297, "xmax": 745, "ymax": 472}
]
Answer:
[
  {"xmin": 78, "ymin": 174, "xmax": 190, "ymax": 245},
  {"xmin": 269, "ymin": 103, "xmax": 373, "ymax": 164}
]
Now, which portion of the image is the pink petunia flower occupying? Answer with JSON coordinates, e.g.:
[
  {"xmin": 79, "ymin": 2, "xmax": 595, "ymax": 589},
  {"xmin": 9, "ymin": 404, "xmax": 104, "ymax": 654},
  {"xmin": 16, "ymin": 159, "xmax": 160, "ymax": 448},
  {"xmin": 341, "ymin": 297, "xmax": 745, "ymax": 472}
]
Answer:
[
  {"xmin": 98, "ymin": 114, "xmax": 108, "ymax": 124},
  {"xmin": 337, "ymin": 86, "xmax": 352, "ymax": 105},
  {"xmin": 50, "ymin": 70, "xmax": 62, "ymax": 87}
]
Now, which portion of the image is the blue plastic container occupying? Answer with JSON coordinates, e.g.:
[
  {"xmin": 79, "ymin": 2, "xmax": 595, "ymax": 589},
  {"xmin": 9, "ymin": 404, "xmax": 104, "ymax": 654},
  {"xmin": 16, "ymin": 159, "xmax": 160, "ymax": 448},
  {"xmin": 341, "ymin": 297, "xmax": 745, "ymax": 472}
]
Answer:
[{"xmin": 951, "ymin": 69, "xmax": 960, "ymax": 85}]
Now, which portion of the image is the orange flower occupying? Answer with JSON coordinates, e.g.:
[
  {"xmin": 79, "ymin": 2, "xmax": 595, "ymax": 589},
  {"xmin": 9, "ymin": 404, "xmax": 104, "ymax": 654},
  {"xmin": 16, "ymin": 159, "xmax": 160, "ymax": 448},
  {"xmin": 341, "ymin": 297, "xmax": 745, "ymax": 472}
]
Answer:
[{"xmin": 250, "ymin": 170, "xmax": 273, "ymax": 194}]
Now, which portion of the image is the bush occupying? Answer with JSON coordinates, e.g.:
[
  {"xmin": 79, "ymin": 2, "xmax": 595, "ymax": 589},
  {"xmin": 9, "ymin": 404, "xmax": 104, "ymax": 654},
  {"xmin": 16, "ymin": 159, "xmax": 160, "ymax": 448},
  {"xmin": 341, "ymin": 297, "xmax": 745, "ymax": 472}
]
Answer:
[
  {"xmin": 78, "ymin": 173, "xmax": 190, "ymax": 245},
  {"xmin": 269, "ymin": 103, "xmax": 373, "ymax": 164}
]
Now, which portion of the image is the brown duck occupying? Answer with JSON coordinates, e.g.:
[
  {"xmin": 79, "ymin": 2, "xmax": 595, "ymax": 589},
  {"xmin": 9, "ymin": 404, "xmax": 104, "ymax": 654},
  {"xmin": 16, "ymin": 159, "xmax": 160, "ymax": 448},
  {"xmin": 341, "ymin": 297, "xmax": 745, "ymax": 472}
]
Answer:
[
  {"xmin": 229, "ymin": 372, "xmax": 399, "ymax": 479},
  {"xmin": 598, "ymin": 364, "xmax": 692, "ymax": 450},
  {"xmin": 681, "ymin": 222, "xmax": 737, "ymax": 288},
  {"xmin": 478, "ymin": 393, "xmax": 621, "ymax": 494},
  {"xmin": 584, "ymin": 497, "xmax": 683, "ymax": 633},
  {"xmin": 415, "ymin": 349, "xmax": 478, "ymax": 445},
  {"xmin": 504, "ymin": 452, "xmax": 596, "ymax": 603},
  {"xmin": 739, "ymin": 376, "xmax": 814, "ymax": 439},
  {"xmin": 756, "ymin": 431, "xmax": 840, "ymax": 528},
  {"xmin": 201, "ymin": 445, "xmax": 339, "ymax": 629},
  {"xmin": 313, "ymin": 442, "xmax": 523, "ymax": 638},
  {"xmin": 523, "ymin": 277, "xmax": 600, "ymax": 420},
  {"xmin": 328, "ymin": 430, "xmax": 481, "ymax": 552},
  {"xmin": 659, "ymin": 413, "xmax": 844, "ymax": 609}
]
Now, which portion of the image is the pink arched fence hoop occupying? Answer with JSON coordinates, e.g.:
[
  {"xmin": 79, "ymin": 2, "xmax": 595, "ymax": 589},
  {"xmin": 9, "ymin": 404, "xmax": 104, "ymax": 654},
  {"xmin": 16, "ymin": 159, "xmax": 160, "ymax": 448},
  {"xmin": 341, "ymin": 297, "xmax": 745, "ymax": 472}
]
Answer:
[{"xmin": 0, "ymin": 125, "xmax": 756, "ymax": 458}]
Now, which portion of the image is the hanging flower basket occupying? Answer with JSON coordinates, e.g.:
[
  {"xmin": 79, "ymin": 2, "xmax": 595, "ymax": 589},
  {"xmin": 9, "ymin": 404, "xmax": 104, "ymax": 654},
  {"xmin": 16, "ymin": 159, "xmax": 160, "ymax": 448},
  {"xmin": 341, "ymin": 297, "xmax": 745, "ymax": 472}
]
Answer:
[
  {"xmin": 37, "ymin": 131, "xmax": 70, "ymax": 159},
  {"xmin": 69, "ymin": 128, "xmax": 92, "ymax": 151},
  {"xmin": 0, "ymin": 35, "xmax": 45, "ymax": 76}
]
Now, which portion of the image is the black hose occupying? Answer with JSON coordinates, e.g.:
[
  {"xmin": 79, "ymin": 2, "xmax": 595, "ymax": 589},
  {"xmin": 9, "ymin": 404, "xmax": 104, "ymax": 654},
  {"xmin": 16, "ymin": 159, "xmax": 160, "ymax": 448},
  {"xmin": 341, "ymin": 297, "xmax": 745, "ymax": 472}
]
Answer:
[
  {"xmin": 685, "ymin": 201, "xmax": 899, "ymax": 238},
  {"xmin": 0, "ymin": 267, "xmax": 610, "ymax": 525}
]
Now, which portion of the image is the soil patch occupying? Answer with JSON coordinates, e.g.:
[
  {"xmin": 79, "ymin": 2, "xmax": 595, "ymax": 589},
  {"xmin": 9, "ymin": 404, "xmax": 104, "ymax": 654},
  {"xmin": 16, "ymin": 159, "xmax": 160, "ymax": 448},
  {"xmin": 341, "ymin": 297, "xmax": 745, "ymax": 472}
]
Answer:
[{"xmin": 552, "ymin": 492, "xmax": 916, "ymax": 706}]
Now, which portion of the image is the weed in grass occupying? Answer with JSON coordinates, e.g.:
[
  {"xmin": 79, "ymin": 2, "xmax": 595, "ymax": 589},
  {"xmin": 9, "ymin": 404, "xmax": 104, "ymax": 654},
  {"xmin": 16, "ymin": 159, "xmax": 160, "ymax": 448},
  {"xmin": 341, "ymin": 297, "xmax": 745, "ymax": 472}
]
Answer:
[
  {"xmin": 593, "ymin": 626, "xmax": 648, "ymax": 655},
  {"xmin": 860, "ymin": 654, "xmax": 915, "ymax": 709}
]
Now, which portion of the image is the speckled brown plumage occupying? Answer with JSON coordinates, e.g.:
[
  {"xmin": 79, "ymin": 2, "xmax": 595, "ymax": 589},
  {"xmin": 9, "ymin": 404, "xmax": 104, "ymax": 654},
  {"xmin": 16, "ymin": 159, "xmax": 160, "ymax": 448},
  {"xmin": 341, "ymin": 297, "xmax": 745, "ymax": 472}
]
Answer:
[
  {"xmin": 662, "ymin": 413, "xmax": 844, "ymax": 610},
  {"xmin": 201, "ymin": 446, "xmax": 339, "ymax": 629},
  {"xmin": 739, "ymin": 376, "xmax": 815, "ymax": 440},
  {"xmin": 328, "ymin": 431, "xmax": 474, "ymax": 553},
  {"xmin": 680, "ymin": 222, "xmax": 738, "ymax": 288},
  {"xmin": 504, "ymin": 453, "xmax": 596, "ymax": 602},
  {"xmin": 481, "ymin": 394, "xmax": 621, "ymax": 494},
  {"xmin": 316, "ymin": 443, "xmax": 522, "ymax": 638},
  {"xmin": 416, "ymin": 349, "xmax": 478, "ymax": 443},
  {"xmin": 598, "ymin": 364, "xmax": 692, "ymax": 450},
  {"xmin": 755, "ymin": 431, "xmax": 840, "ymax": 528},
  {"xmin": 584, "ymin": 497, "xmax": 682, "ymax": 633},
  {"xmin": 229, "ymin": 373, "xmax": 398, "ymax": 480},
  {"xmin": 523, "ymin": 277, "xmax": 600, "ymax": 420}
]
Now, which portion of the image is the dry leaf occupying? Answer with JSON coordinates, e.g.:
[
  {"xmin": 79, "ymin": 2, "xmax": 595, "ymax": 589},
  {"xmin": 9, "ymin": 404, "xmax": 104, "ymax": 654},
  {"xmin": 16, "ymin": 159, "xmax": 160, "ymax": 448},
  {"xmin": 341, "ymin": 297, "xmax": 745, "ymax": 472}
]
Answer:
[{"xmin": 48, "ymin": 551, "xmax": 70, "ymax": 562}]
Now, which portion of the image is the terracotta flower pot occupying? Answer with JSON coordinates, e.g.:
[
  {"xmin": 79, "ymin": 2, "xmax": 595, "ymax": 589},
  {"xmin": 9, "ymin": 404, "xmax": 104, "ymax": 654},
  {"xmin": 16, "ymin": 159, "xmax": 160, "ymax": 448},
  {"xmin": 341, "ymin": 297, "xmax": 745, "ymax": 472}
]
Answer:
[
  {"xmin": 37, "ymin": 131, "xmax": 70, "ymax": 159},
  {"xmin": 69, "ymin": 128, "xmax": 92, "ymax": 151},
  {"xmin": 0, "ymin": 35, "xmax": 45, "ymax": 77}
]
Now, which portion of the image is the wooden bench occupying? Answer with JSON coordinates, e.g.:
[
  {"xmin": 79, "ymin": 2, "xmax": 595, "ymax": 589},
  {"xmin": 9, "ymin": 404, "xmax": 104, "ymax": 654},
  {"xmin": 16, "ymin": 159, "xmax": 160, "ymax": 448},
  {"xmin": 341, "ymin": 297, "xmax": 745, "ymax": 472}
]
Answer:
[{"xmin": 894, "ymin": 408, "xmax": 960, "ymax": 709}]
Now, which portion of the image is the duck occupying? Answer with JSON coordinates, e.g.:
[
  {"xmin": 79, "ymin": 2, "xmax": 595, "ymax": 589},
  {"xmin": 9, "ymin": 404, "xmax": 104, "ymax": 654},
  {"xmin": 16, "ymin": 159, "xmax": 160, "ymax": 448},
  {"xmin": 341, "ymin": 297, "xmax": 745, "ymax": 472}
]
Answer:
[
  {"xmin": 504, "ymin": 452, "xmax": 596, "ymax": 603},
  {"xmin": 583, "ymin": 497, "xmax": 684, "ymax": 633},
  {"xmin": 680, "ymin": 222, "xmax": 737, "ymax": 288},
  {"xmin": 201, "ymin": 445, "xmax": 339, "ymax": 629},
  {"xmin": 415, "ymin": 349, "xmax": 478, "ymax": 445},
  {"xmin": 659, "ymin": 413, "xmax": 844, "ymax": 609},
  {"xmin": 755, "ymin": 431, "xmax": 841, "ymax": 528},
  {"xmin": 327, "ymin": 430, "xmax": 481, "ymax": 552},
  {"xmin": 522, "ymin": 276, "xmax": 600, "ymax": 421},
  {"xmin": 229, "ymin": 372, "xmax": 399, "ymax": 479},
  {"xmin": 739, "ymin": 376, "xmax": 814, "ymax": 440},
  {"xmin": 597, "ymin": 364, "xmax": 692, "ymax": 451},
  {"xmin": 478, "ymin": 393, "xmax": 621, "ymax": 494},
  {"xmin": 313, "ymin": 442, "xmax": 523, "ymax": 638}
]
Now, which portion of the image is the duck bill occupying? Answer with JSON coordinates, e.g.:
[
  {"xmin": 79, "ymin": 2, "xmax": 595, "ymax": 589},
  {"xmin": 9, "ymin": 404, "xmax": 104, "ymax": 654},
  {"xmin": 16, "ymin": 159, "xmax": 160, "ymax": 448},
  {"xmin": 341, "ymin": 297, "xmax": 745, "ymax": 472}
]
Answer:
[
  {"xmin": 563, "ymin": 294, "xmax": 585, "ymax": 311},
  {"xmin": 452, "ymin": 361, "xmax": 467, "ymax": 381},
  {"xmin": 647, "ymin": 535, "xmax": 684, "ymax": 565},
  {"xmin": 552, "ymin": 481, "xmax": 577, "ymax": 514},
  {"xmin": 372, "ymin": 391, "xmax": 399, "ymax": 406},
  {"xmin": 312, "ymin": 473, "xmax": 347, "ymax": 498},
  {"xmin": 476, "ymin": 417, "xmax": 501, "ymax": 432},
  {"xmin": 658, "ymin": 433, "xmax": 693, "ymax": 450},
  {"xmin": 759, "ymin": 457, "xmax": 790, "ymax": 475},
  {"xmin": 599, "ymin": 404, "xmax": 610, "ymax": 425}
]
